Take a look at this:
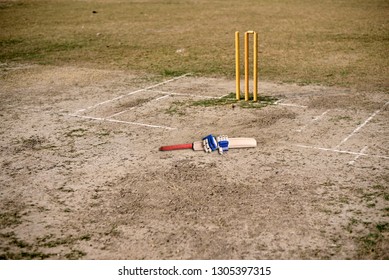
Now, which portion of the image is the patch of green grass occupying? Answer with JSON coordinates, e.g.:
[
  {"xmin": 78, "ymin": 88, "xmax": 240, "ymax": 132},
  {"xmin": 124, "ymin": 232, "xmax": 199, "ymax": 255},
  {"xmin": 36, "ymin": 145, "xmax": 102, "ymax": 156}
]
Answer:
[
  {"xmin": 65, "ymin": 128, "xmax": 87, "ymax": 138},
  {"xmin": 321, "ymin": 180, "xmax": 336, "ymax": 187},
  {"xmin": 17, "ymin": 135, "xmax": 56, "ymax": 151},
  {"xmin": 0, "ymin": 212, "xmax": 22, "ymax": 228},
  {"xmin": 0, "ymin": 232, "xmax": 31, "ymax": 249},
  {"xmin": 0, "ymin": 38, "xmax": 25, "ymax": 47},
  {"xmin": 0, "ymin": 39, "xmax": 87, "ymax": 61},
  {"xmin": 97, "ymin": 129, "xmax": 110, "ymax": 137},
  {"xmin": 339, "ymin": 196, "xmax": 349, "ymax": 204},
  {"xmin": 58, "ymin": 186, "xmax": 74, "ymax": 193},
  {"xmin": 0, "ymin": 1, "xmax": 24, "ymax": 10},
  {"xmin": 21, "ymin": 135, "xmax": 44, "ymax": 150},
  {"xmin": 165, "ymin": 101, "xmax": 187, "ymax": 116},
  {"xmin": 79, "ymin": 234, "xmax": 91, "ymax": 241},
  {"xmin": 191, "ymin": 92, "xmax": 277, "ymax": 109},
  {"xmin": 0, "ymin": 232, "xmax": 51, "ymax": 260},
  {"xmin": 161, "ymin": 69, "xmax": 188, "ymax": 77},
  {"xmin": 360, "ymin": 186, "xmax": 389, "ymax": 207},
  {"xmin": 341, "ymin": 205, "xmax": 389, "ymax": 258},
  {"xmin": 376, "ymin": 223, "xmax": 389, "ymax": 232},
  {"xmin": 36, "ymin": 233, "xmax": 92, "ymax": 248},
  {"xmin": 345, "ymin": 217, "xmax": 359, "ymax": 233},
  {"xmin": 362, "ymin": 192, "xmax": 378, "ymax": 202},
  {"xmin": 191, "ymin": 97, "xmax": 235, "ymax": 107},
  {"xmin": 38, "ymin": 235, "xmax": 74, "ymax": 248},
  {"xmin": 329, "ymin": 115, "xmax": 353, "ymax": 122},
  {"xmin": 0, "ymin": 251, "xmax": 54, "ymax": 260},
  {"xmin": 0, "ymin": 231, "xmax": 92, "ymax": 259},
  {"xmin": 360, "ymin": 233, "xmax": 380, "ymax": 249},
  {"xmin": 64, "ymin": 249, "xmax": 86, "ymax": 260}
]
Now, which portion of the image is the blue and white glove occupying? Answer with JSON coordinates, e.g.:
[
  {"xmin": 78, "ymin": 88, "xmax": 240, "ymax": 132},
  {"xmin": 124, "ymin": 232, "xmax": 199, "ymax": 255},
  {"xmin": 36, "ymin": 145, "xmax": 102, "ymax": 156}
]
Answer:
[
  {"xmin": 217, "ymin": 135, "xmax": 229, "ymax": 154},
  {"xmin": 202, "ymin": 134, "xmax": 218, "ymax": 153}
]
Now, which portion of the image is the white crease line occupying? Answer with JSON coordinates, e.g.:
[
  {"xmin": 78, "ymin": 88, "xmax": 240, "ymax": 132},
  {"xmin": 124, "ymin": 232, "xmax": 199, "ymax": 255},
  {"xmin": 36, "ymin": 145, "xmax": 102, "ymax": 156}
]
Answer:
[
  {"xmin": 145, "ymin": 73, "xmax": 191, "ymax": 89},
  {"xmin": 274, "ymin": 99, "xmax": 307, "ymax": 108},
  {"xmin": 274, "ymin": 99, "xmax": 283, "ymax": 104},
  {"xmin": 73, "ymin": 73, "xmax": 191, "ymax": 114},
  {"xmin": 313, "ymin": 110, "xmax": 330, "ymax": 121},
  {"xmin": 219, "ymin": 93, "xmax": 232, "ymax": 99},
  {"xmin": 348, "ymin": 146, "xmax": 368, "ymax": 165},
  {"xmin": 335, "ymin": 101, "xmax": 389, "ymax": 149},
  {"xmin": 74, "ymin": 88, "xmax": 145, "ymax": 114},
  {"xmin": 107, "ymin": 108, "xmax": 134, "ymax": 119},
  {"xmin": 145, "ymin": 89, "xmax": 216, "ymax": 99},
  {"xmin": 279, "ymin": 103, "xmax": 308, "ymax": 108},
  {"xmin": 155, "ymin": 95, "xmax": 170, "ymax": 101},
  {"xmin": 296, "ymin": 144, "xmax": 389, "ymax": 160},
  {"xmin": 68, "ymin": 114, "xmax": 176, "ymax": 130},
  {"xmin": 296, "ymin": 110, "xmax": 330, "ymax": 132}
]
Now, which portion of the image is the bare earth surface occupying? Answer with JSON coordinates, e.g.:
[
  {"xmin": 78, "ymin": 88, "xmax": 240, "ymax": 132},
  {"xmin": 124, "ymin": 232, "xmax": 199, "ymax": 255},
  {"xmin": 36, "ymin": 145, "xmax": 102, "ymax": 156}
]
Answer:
[{"xmin": 0, "ymin": 64, "xmax": 388, "ymax": 259}]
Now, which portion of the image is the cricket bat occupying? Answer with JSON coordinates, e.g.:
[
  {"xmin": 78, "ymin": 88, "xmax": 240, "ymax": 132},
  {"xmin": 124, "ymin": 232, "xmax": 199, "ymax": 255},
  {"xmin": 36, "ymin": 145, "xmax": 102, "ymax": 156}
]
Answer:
[{"xmin": 159, "ymin": 138, "xmax": 257, "ymax": 151}]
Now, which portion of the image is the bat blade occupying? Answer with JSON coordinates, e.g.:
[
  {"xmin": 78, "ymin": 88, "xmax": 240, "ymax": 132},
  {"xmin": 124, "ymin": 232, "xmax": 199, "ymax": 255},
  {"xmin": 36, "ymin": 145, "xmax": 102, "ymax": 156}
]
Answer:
[{"xmin": 192, "ymin": 137, "xmax": 257, "ymax": 151}]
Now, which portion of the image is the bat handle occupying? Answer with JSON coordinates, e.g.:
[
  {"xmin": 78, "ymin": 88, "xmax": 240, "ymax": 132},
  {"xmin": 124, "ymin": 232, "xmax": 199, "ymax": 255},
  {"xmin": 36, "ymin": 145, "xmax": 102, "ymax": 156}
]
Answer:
[{"xmin": 159, "ymin": 143, "xmax": 193, "ymax": 151}]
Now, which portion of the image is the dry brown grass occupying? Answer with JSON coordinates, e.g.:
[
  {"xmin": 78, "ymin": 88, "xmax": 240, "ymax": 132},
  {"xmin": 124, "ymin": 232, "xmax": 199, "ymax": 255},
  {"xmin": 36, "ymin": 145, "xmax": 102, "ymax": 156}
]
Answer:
[{"xmin": 1, "ymin": 0, "xmax": 388, "ymax": 91}]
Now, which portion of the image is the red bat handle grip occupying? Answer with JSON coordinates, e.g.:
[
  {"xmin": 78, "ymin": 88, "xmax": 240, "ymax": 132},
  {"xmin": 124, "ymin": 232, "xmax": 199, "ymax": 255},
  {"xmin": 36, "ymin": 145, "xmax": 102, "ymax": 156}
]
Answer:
[{"xmin": 159, "ymin": 143, "xmax": 193, "ymax": 151}]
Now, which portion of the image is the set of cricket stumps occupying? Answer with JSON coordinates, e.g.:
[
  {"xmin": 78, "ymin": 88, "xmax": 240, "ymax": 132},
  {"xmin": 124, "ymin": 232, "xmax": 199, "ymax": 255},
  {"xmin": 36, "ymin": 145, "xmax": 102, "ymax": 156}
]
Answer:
[
  {"xmin": 235, "ymin": 30, "xmax": 259, "ymax": 102},
  {"xmin": 159, "ymin": 31, "xmax": 258, "ymax": 152}
]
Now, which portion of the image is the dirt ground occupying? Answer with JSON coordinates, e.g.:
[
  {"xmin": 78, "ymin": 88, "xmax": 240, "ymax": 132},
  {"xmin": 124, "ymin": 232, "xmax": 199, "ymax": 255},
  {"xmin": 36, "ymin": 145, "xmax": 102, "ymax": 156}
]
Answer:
[{"xmin": 0, "ymin": 64, "xmax": 388, "ymax": 260}]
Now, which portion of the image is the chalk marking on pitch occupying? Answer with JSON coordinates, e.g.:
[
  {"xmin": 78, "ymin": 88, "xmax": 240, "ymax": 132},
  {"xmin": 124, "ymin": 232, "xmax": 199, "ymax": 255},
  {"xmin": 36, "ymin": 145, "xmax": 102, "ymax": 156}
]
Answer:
[
  {"xmin": 274, "ymin": 99, "xmax": 308, "ymax": 108},
  {"xmin": 348, "ymin": 146, "xmax": 368, "ymax": 165},
  {"xmin": 146, "ymin": 89, "xmax": 216, "ymax": 99},
  {"xmin": 155, "ymin": 94, "xmax": 170, "ymax": 101},
  {"xmin": 107, "ymin": 108, "xmax": 136, "ymax": 119},
  {"xmin": 68, "ymin": 114, "xmax": 176, "ymax": 130},
  {"xmin": 73, "ymin": 73, "xmax": 191, "ymax": 114},
  {"xmin": 296, "ymin": 144, "xmax": 389, "ymax": 160},
  {"xmin": 334, "ymin": 101, "xmax": 389, "ymax": 149}
]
